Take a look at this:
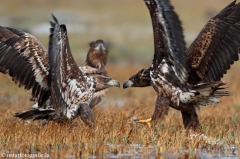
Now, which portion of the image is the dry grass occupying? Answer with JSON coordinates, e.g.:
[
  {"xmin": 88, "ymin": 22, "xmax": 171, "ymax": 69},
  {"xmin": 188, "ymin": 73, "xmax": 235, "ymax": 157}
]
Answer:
[{"xmin": 0, "ymin": 64, "xmax": 240, "ymax": 158}]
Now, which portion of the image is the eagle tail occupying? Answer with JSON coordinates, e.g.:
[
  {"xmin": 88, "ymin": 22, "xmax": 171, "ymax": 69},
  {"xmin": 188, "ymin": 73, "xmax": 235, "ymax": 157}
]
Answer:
[
  {"xmin": 193, "ymin": 81, "xmax": 230, "ymax": 97},
  {"xmin": 180, "ymin": 81, "xmax": 230, "ymax": 106},
  {"xmin": 14, "ymin": 108, "xmax": 57, "ymax": 120}
]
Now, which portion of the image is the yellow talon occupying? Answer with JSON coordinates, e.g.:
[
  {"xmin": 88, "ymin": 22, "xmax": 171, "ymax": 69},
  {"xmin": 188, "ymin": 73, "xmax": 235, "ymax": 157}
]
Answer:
[{"xmin": 132, "ymin": 118, "xmax": 152, "ymax": 128}]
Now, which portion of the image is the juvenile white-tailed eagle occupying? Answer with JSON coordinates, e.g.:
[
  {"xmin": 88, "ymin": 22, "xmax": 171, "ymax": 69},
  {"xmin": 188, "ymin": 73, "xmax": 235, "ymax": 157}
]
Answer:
[
  {"xmin": 80, "ymin": 39, "xmax": 114, "ymax": 109},
  {"xmin": 14, "ymin": 39, "xmax": 120, "ymax": 121},
  {"xmin": 123, "ymin": 0, "xmax": 240, "ymax": 130},
  {"xmin": 0, "ymin": 15, "xmax": 120, "ymax": 126}
]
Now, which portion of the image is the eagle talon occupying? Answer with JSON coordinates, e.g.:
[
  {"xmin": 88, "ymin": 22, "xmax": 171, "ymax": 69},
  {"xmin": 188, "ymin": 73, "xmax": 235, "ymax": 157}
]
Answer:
[{"xmin": 131, "ymin": 117, "xmax": 152, "ymax": 128}]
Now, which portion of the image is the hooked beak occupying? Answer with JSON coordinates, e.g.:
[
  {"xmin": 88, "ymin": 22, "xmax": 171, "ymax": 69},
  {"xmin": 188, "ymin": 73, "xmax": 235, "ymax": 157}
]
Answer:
[
  {"xmin": 95, "ymin": 43, "xmax": 105, "ymax": 51},
  {"xmin": 123, "ymin": 80, "xmax": 133, "ymax": 89},
  {"xmin": 107, "ymin": 79, "xmax": 120, "ymax": 88}
]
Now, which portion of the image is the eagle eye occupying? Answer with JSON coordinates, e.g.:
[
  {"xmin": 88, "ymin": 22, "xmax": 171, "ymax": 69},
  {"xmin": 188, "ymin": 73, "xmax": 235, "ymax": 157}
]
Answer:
[{"xmin": 93, "ymin": 42, "xmax": 98, "ymax": 48}]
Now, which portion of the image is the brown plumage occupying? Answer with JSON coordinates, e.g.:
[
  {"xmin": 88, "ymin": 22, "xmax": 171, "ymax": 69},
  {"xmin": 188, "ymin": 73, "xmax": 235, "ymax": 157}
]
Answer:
[
  {"xmin": 48, "ymin": 17, "xmax": 96, "ymax": 125},
  {"xmin": 0, "ymin": 15, "xmax": 120, "ymax": 125},
  {"xmin": 123, "ymin": 0, "xmax": 239, "ymax": 130},
  {"xmin": 80, "ymin": 39, "xmax": 112, "ymax": 108},
  {"xmin": 15, "ymin": 40, "xmax": 119, "ymax": 122},
  {"xmin": 187, "ymin": 0, "xmax": 240, "ymax": 84},
  {"xmin": 84, "ymin": 39, "xmax": 108, "ymax": 69},
  {"xmin": 14, "ymin": 75, "xmax": 120, "ymax": 121},
  {"xmin": 123, "ymin": 67, "xmax": 151, "ymax": 88},
  {"xmin": 0, "ymin": 27, "xmax": 50, "ymax": 106}
]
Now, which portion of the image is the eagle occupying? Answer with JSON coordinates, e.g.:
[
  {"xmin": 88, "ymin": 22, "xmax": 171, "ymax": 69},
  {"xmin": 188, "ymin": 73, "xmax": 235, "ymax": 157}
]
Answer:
[
  {"xmin": 79, "ymin": 39, "xmax": 113, "ymax": 109},
  {"xmin": 0, "ymin": 15, "xmax": 120, "ymax": 126},
  {"xmin": 14, "ymin": 39, "xmax": 119, "ymax": 123},
  {"xmin": 123, "ymin": 0, "xmax": 240, "ymax": 130}
]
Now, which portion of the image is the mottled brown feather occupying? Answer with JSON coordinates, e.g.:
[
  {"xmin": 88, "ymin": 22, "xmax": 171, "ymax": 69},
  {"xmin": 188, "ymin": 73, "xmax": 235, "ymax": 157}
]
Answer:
[
  {"xmin": 152, "ymin": 96, "xmax": 170, "ymax": 121},
  {"xmin": 81, "ymin": 40, "xmax": 111, "ymax": 109},
  {"xmin": 49, "ymin": 19, "xmax": 95, "ymax": 122},
  {"xmin": 188, "ymin": 1, "xmax": 240, "ymax": 84},
  {"xmin": 0, "ymin": 26, "xmax": 50, "ymax": 106}
]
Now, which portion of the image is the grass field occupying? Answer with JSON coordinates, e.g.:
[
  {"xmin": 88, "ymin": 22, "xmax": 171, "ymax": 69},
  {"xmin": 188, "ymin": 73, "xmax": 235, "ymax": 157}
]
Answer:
[
  {"xmin": 0, "ymin": 0, "xmax": 240, "ymax": 158},
  {"xmin": 0, "ymin": 64, "xmax": 240, "ymax": 158}
]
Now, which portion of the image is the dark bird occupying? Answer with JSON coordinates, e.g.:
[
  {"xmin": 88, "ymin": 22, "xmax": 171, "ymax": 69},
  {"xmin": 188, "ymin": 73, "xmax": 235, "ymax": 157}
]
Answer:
[
  {"xmin": 123, "ymin": 0, "xmax": 240, "ymax": 130},
  {"xmin": 0, "ymin": 15, "xmax": 120, "ymax": 126}
]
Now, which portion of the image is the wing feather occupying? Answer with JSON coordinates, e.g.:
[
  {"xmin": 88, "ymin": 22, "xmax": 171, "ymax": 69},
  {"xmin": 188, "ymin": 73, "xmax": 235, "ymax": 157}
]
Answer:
[
  {"xmin": 206, "ymin": 67, "xmax": 214, "ymax": 82},
  {"xmin": 213, "ymin": 56, "xmax": 224, "ymax": 77},
  {"xmin": 188, "ymin": 1, "xmax": 240, "ymax": 83},
  {"xmin": 144, "ymin": 0, "xmax": 187, "ymax": 83},
  {"xmin": 0, "ymin": 44, "xmax": 10, "ymax": 58},
  {"xmin": 219, "ymin": 41, "xmax": 229, "ymax": 65},
  {"xmin": 0, "ymin": 26, "xmax": 50, "ymax": 105},
  {"xmin": 210, "ymin": 59, "xmax": 220, "ymax": 80},
  {"xmin": 21, "ymin": 66, "xmax": 33, "ymax": 88},
  {"xmin": 49, "ymin": 15, "xmax": 95, "ymax": 120},
  {"xmin": 26, "ymin": 74, "xmax": 35, "ymax": 90},
  {"xmin": 221, "ymin": 38, "xmax": 235, "ymax": 64}
]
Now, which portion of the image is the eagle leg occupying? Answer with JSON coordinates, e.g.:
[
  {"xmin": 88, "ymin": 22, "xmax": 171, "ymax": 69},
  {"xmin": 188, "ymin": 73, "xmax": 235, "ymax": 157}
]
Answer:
[
  {"xmin": 78, "ymin": 103, "xmax": 95, "ymax": 127},
  {"xmin": 134, "ymin": 96, "xmax": 170, "ymax": 128},
  {"xmin": 181, "ymin": 111, "xmax": 201, "ymax": 131},
  {"xmin": 151, "ymin": 96, "xmax": 170, "ymax": 121},
  {"xmin": 131, "ymin": 96, "xmax": 170, "ymax": 128}
]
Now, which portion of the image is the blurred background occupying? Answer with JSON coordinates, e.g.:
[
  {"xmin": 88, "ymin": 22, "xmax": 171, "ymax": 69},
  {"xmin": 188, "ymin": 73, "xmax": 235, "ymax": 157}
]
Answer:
[
  {"xmin": 0, "ymin": 0, "xmax": 236, "ymax": 64},
  {"xmin": 0, "ymin": 0, "xmax": 239, "ymax": 111}
]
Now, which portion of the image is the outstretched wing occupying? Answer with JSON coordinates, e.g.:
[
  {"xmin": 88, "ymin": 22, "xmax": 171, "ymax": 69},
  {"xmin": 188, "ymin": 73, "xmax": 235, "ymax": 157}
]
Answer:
[
  {"xmin": 144, "ymin": 0, "xmax": 187, "ymax": 83},
  {"xmin": 49, "ymin": 15, "xmax": 95, "ymax": 123},
  {"xmin": 0, "ymin": 27, "xmax": 50, "ymax": 105},
  {"xmin": 188, "ymin": 1, "xmax": 240, "ymax": 84}
]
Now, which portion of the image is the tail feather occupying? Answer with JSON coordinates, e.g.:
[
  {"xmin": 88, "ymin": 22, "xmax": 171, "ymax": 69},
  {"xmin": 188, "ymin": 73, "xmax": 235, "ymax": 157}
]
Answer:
[
  {"xmin": 193, "ymin": 81, "xmax": 230, "ymax": 97},
  {"xmin": 14, "ymin": 108, "xmax": 57, "ymax": 120},
  {"xmin": 180, "ymin": 81, "xmax": 230, "ymax": 106}
]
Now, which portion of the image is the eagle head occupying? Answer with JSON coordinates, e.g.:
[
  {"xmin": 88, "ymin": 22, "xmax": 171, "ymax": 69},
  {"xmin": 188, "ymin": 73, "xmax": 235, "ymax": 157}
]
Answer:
[
  {"xmin": 123, "ymin": 67, "xmax": 151, "ymax": 89},
  {"xmin": 86, "ymin": 39, "xmax": 108, "ymax": 68},
  {"xmin": 93, "ymin": 75, "xmax": 120, "ymax": 91}
]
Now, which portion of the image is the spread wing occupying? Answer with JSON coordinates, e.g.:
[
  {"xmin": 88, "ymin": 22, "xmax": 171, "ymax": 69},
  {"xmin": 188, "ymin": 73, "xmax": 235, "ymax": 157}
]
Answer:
[
  {"xmin": 49, "ymin": 15, "xmax": 95, "ymax": 122},
  {"xmin": 188, "ymin": 0, "xmax": 240, "ymax": 84},
  {"xmin": 0, "ymin": 27, "xmax": 50, "ymax": 105},
  {"xmin": 144, "ymin": 0, "xmax": 187, "ymax": 83}
]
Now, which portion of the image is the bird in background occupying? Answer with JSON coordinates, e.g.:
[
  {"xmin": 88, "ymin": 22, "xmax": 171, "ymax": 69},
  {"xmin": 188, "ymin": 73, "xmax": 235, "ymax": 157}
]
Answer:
[
  {"xmin": 79, "ymin": 39, "xmax": 116, "ymax": 109},
  {"xmin": 123, "ymin": 0, "xmax": 240, "ymax": 131}
]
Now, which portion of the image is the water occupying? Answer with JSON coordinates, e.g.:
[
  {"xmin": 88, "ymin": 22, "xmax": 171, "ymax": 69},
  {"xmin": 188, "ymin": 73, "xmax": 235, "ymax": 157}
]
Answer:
[{"xmin": 64, "ymin": 143, "xmax": 239, "ymax": 159}]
